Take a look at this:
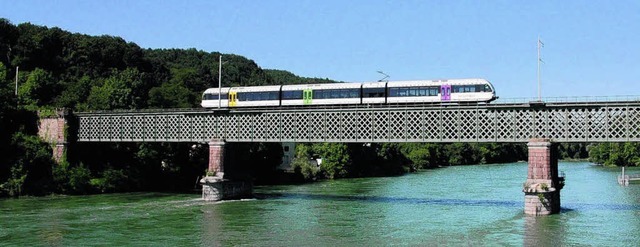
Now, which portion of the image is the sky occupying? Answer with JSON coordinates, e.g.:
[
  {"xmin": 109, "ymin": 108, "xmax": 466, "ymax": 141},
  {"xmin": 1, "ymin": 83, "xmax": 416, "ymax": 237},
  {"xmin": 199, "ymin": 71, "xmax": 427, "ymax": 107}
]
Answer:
[{"xmin": 1, "ymin": 0, "xmax": 639, "ymax": 99}]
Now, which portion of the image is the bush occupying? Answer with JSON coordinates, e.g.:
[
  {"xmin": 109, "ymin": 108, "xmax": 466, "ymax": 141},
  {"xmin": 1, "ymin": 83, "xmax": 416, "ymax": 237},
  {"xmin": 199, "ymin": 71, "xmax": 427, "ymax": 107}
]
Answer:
[
  {"xmin": 53, "ymin": 161, "xmax": 92, "ymax": 194},
  {"xmin": 90, "ymin": 168, "xmax": 130, "ymax": 193}
]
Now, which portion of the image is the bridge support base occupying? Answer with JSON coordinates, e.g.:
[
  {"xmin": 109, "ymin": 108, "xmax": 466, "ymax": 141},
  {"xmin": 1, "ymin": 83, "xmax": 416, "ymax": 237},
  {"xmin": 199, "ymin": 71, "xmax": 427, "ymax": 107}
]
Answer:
[
  {"xmin": 200, "ymin": 177, "xmax": 253, "ymax": 201},
  {"xmin": 523, "ymin": 139, "xmax": 564, "ymax": 215},
  {"xmin": 200, "ymin": 139, "xmax": 252, "ymax": 201}
]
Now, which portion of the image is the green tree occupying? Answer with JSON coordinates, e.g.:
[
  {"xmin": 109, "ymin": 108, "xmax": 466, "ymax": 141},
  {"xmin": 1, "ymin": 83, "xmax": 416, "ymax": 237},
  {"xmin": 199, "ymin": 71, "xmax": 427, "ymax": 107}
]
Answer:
[
  {"xmin": 87, "ymin": 68, "xmax": 143, "ymax": 110},
  {"xmin": 291, "ymin": 144, "xmax": 320, "ymax": 181},
  {"xmin": 148, "ymin": 82, "xmax": 194, "ymax": 108},
  {"xmin": 56, "ymin": 76, "xmax": 93, "ymax": 110},
  {"xmin": 0, "ymin": 132, "xmax": 55, "ymax": 196},
  {"xmin": 313, "ymin": 143, "xmax": 352, "ymax": 179},
  {"xmin": 17, "ymin": 68, "xmax": 58, "ymax": 107}
]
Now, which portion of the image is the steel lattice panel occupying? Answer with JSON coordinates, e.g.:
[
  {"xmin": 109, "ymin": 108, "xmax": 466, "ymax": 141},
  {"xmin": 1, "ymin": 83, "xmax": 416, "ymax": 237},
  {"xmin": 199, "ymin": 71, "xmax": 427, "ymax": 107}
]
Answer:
[
  {"xmin": 629, "ymin": 108, "xmax": 640, "ymax": 140},
  {"xmin": 608, "ymin": 107, "xmax": 627, "ymax": 141},
  {"xmin": 588, "ymin": 108, "xmax": 608, "ymax": 141},
  {"xmin": 423, "ymin": 110, "xmax": 441, "ymax": 142},
  {"xmin": 458, "ymin": 109, "xmax": 478, "ymax": 142},
  {"xmin": 372, "ymin": 111, "xmax": 389, "ymax": 142},
  {"xmin": 325, "ymin": 112, "xmax": 341, "ymax": 142},
  {"xmin": 565, "ymin": 109, "xmax": 587, "ymax": 141},
  {"xmin": 389, "ymin": 111, "xmax": 405, "ymax": 142},
  {"xmin": 75, "ymin": 103, "xmax": 640, "ymax": 143},
  {"xmin": 478, "ymin": 109, "xmax": 495, "ymax": 142},
  {"xmin": 441, "ymin": 110, "xmax": 458, "ymax": 142},
  {"xmin": 308, "ymin": 112, "xmax": 325, "ymax": 141},
  {"xmin": 357, "ymin": 111, "xmax": 373, "ymax": 142},
  {"xmin": 405, "ymin": 111, "xmax": 423, "ymax": 141}
]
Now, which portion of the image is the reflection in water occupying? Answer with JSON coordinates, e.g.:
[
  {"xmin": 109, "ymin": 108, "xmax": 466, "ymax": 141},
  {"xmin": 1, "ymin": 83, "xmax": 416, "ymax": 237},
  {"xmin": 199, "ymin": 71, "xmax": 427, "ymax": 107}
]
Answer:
[
  {"xmin": 201, "ymin": 203, "xmax": 222, "ymax": 246},
  {"xmin": 38, "ymin": 210, "xmax": 65, "ymax": 246},
  {"xmin": 523, "ymin": 215, "xmax": 567, "ymax": 247}
]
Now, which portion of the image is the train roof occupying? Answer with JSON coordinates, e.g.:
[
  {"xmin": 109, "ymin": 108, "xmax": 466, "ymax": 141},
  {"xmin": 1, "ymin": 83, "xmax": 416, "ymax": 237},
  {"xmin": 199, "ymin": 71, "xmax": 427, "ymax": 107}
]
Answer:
[
  {"xmin": 202, "ymin": 78, "xmax": 493, "ymax": 93},
  {"xmin": 282, "ymin": 82, "xmax": 362, "ymax": 90},
  {"xmin": 384, "ymin": 78, "xmax": 490, "ymax": 87},
  {"xmin": 230, "ymin": 85, "xmax": 281, "ymax": 92},
  {"xmin": 203, "ymin": 88, "xmax": 230, "ymax": 94}
]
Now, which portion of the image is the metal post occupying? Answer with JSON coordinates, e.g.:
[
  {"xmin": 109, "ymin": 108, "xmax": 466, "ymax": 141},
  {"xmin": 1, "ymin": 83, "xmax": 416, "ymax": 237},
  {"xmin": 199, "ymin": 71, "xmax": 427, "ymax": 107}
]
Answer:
[
  {"xmin": 537, "ymin": 37, "xmax": 543, "ymax": 101},
  {"xmin": 218, "ymin": 55, "xmax": 222, "ymax": 109},
  {"xmin": 15, "ymin": 66, "xmax": 19, "ymax": 96}
]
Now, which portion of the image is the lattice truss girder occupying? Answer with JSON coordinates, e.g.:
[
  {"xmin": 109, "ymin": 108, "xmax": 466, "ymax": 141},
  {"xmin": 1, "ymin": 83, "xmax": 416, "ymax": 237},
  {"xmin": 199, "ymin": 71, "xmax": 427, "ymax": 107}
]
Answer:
[{"xmin": 76, "ymin": 105, "xmax": 640, "ymax": 143}]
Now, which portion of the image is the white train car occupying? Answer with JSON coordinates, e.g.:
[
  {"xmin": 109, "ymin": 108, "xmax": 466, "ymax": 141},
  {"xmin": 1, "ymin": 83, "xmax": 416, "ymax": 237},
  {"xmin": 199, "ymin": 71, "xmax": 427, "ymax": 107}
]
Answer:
[
  {"xmin": 362, "ymin": 81, "xmax": 387, "ymax": 104},
  {"xmin": 385, "ymin": 80, "xmax": 442, "ymax": 104},
  {"xmin": 281, "ymin": 83, "xmax": 362, "ymax": 106},
  {"xmin": 448, "ymin": 78, "xmax": 495, "ymax": 102},
  {"xmin": 385, "ymin": 78, "xmax": 495, "ymax": 104},
  {"xmin": 229, "ymin": 85, "xmax": 281, "ymax": 107},
  {"xmin": 200, "ymin": 78, "xmax": 496, "ymax": 108},
  {"xmin": 201, "ymin": 87, "xmax": 230, "ymax": 108}
]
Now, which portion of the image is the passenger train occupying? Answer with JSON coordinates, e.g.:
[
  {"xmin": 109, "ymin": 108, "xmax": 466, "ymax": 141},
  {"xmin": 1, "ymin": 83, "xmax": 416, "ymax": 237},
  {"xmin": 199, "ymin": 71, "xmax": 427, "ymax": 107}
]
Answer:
[{"xmin": 201, "ymin": 78, "xmax": 496, "ymax": 108}]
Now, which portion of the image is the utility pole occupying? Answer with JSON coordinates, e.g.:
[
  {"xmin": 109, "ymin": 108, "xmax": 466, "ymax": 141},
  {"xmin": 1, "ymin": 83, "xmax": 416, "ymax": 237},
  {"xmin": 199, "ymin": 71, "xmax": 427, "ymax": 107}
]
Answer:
[
  {"xmin": 218, "ymin": 55, "xmax": 222, "ymax": 109},
  {"xmin": 537, "ymin": 36, "xmax": 544, "ymax": 101},
  {"xmin": 15, "ymin": 66, "xmax": 19, "ymax": 96}
]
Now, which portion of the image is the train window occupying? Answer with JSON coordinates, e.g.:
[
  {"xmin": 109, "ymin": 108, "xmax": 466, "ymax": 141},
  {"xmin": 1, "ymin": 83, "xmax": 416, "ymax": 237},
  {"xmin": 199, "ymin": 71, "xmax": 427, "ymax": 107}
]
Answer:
[
  {"xmin": 339, "ymin": 90, "xmax": 348, "ymax": 98},
  {"xmin": 320, "ymin": 90, "xmax": 330, "ymax": 99},
  {"xmin": 204, "ymin": 93, "xmax": 228, "ymax": 100},
  {"xmin": 270, "ymin": 92, "xmax": 279, "ymax": 100},
  {"xmin": 389, "ymin": 88, "xmax": 398, "ymax": 97},
  {"xmin": 349, "ymin": 90, "xmax": 359, "ymax": 98},
  {"xmin": 333, "ymin": 90, "xmax": 340, "ymax": 98},
  {"xmin": 237, "ymin": 93, "xmax": 246, "ymax": 101},
  {"xmin": 429, "ymin": 87, "xmax": 439, "ymax": 96},
  {"xmin": 283, "ymin": 90, "xmax": 303, "ymax": 99},
  {"xmin": 398, "ymin": 88, "xmax": 408, "ymax": 96},
  {"xmin": 418, "ymin": 88, "xmax": 426, "ymax": 96},
  {"xmin": 452, "ymin": 85, "xmax": 483, "ymax": 93},
  {"xmin": 364, "ymin": 88, "xmax": 385, "ymax": 97},
  {"xmin": 388, "ymin": 87, "xmax": 413, "ymax": 97},
  {"xmin": 409, "ymin": 88, "xmax": 417, "ymax": 96},
  {"xmin": 484, "ymin": 85, "xmax": 492, "ymax": 92}
]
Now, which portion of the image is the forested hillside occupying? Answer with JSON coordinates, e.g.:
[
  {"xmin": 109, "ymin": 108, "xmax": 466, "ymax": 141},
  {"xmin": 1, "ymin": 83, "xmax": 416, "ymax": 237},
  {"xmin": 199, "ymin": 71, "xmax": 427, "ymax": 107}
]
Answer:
[
  {"xmin": 0, "ymin": 19, "xmax": 336, "ymax": 197},
  {"xmin": 0, "ymin": 19, "xmax": 632, "ymax": 197}
]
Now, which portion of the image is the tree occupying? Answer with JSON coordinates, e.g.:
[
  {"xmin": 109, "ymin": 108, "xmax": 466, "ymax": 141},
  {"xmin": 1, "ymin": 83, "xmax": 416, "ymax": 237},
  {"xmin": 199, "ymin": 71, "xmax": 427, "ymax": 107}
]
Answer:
[
  {"xmin": 313, "ymin": 143, "xmax": 352, "ymax": 179},
  {"xmin": 0, "ymin": 132, "xmax": 55, "ymax": 196},
  {"xmin": 148, "ymin": 82, "xmax": 195, "ymax": 108},
  {"xmin": 86, "ymin": 68, "xmax": 143, "ymax": 110},
  {"xmin": 17, "ymin": 68, "xmax": 58, "ymax": 107}
]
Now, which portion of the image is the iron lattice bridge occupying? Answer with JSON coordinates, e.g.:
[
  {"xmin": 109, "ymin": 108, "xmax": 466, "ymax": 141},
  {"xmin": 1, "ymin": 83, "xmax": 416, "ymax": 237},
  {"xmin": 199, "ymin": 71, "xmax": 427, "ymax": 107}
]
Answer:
[{"xmin": 75, "ymin": 101, "xmax": 640, "ymax": 143}]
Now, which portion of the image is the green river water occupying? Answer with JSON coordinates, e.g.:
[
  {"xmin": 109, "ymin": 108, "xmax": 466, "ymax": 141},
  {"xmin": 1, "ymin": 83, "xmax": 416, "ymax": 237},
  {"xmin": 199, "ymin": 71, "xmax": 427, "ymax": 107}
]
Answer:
[{"xmin": 1, "ymin": 162, "xmax": 639, "ymax": 246}]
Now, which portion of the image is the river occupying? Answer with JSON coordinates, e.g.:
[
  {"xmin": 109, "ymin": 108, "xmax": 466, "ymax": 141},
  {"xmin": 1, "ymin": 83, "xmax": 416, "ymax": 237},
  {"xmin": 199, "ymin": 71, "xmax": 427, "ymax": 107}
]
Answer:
[{"xmin": 1, "ymin": 162, "xmax": 639, "ymax": 246}]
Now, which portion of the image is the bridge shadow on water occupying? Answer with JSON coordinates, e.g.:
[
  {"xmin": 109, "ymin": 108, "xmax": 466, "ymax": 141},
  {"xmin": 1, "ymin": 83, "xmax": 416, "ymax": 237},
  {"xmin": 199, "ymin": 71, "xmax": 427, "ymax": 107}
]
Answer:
[{"xmin": 254, "ymin": 193, "xmax": 640, "ymax": 212}]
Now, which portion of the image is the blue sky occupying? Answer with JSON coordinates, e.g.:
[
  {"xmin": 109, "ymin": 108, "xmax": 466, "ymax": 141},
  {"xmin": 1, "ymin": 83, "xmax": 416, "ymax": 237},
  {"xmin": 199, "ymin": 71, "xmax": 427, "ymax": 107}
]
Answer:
[{"xmin": 1, "ymin": 0, "xmax": 639, "ymax": 99}]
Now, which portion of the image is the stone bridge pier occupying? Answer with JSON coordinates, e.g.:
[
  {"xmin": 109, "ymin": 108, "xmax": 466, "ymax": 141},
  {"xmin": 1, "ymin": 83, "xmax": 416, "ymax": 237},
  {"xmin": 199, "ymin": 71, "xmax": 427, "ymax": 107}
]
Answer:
[
  {"xmin": 37, "ymin": 109, "xmax": 70, "ymax": 164},
  {"xmin": 524, "ymin": 139, "xmax": 565, "ymax": 215},
  {"xmin": 200, "ymin": 139, "xmax": 252, "ymax": 201}
]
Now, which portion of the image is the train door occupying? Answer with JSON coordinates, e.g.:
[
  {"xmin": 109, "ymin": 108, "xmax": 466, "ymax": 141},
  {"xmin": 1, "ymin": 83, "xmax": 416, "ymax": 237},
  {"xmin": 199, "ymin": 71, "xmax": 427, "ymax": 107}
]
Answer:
[
  {"xmin": 228, "ymin": 91, "xmax": 237, "ymax": 107},
  {"xmin": 303, "ymin": 89, "xmax": 313, "ymax": 105},
  {"xmin": 440, "ymin": 85, "xmax": 451, "ymax": 101}
]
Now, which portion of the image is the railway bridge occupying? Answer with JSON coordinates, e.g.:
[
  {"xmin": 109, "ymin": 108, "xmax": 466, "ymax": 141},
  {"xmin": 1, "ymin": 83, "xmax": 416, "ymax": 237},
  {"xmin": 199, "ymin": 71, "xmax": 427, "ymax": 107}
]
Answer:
[{"xmin": 44, "ymin": 99, "xmax": 640, "ymax": 215}]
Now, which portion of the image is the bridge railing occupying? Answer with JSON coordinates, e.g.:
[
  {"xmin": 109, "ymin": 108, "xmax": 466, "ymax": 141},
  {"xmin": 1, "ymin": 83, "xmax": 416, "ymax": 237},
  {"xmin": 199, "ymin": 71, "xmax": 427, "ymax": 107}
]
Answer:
[{"xmin": 496, "ymin": 95, "xmax": 640, "ymax": 104}]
